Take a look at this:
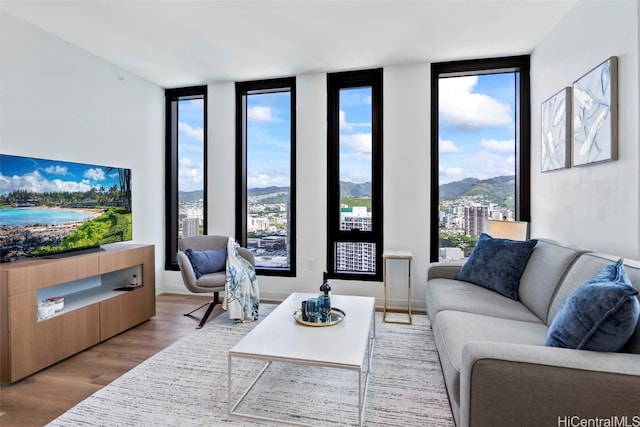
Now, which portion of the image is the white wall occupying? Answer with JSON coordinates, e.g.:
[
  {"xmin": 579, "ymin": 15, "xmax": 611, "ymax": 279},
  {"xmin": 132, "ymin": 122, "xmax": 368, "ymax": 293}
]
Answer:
[
  {"xmin": 163, "ymin": 66, "xmax": 432, "ymax": 310},
  {"xmin": 0, "ymin": 12, "xmax": 166, "ymax": 288},
  {"xmin": 530, "ymin": 0, "xmax": 640, "ymax": 258}
]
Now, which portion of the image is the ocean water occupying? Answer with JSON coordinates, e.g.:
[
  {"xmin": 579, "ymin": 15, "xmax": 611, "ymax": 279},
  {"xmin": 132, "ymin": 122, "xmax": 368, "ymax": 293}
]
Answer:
[{"xmin": 0, "ymin": 208, "xmax": 95, "ymax": 227}]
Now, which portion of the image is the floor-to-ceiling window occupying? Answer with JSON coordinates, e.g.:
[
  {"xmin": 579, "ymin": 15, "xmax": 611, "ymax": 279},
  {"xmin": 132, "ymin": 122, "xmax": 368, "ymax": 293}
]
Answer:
[
  {"xmin": 327, "ymin": 69, "xmax": 383, "ymax": 281},
  {"xmin": 236, "ymin": 78, "xmax": 296, "ymax": 276},
  {"xmin": 430, "ymin": 57, "xmax": 530, "ymax": 262},
  {"xmin": 165, "ymin": 86, "xmax": 207, "ymax": 270}
]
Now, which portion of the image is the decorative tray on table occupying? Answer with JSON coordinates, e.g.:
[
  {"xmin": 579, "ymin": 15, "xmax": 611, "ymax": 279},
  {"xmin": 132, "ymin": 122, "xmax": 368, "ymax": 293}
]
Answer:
[{"xmin": 293, "ymin": 307, "xmax": 346, "ymax": 327}]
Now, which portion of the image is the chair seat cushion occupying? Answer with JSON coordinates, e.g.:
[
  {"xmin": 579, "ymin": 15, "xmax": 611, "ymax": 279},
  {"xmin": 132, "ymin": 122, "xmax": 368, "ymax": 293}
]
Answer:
[
  {"xmin": 196, "ymin": 271, "xmax": 227, "ymax": 289},
  {"xmin": 185, "ymin": 248, "xmax": 227, "ymax": 279}
]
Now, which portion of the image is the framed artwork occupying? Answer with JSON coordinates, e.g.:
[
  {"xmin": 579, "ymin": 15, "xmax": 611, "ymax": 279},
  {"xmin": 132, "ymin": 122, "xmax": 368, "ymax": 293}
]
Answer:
[
  {"xmin": 572, "ymin": 56, "xmax": 618, "ymax": 166},
  {"xmin": 541, "ymin": 87, "xmax": 571, "ymax": 172}
]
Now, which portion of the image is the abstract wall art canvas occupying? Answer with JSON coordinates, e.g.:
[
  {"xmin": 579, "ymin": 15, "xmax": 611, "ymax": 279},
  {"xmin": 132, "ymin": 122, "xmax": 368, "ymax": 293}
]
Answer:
[
  {"xmin": 541, "ymin": 87, "xmax": 571, "ymax": 172},
  {"xmin": 572, "ymin": 56, "xmax": 618, "ymax": 166}
]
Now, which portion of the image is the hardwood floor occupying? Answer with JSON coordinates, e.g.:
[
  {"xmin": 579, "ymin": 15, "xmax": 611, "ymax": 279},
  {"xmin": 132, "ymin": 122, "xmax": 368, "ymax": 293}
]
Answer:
[{"xmin": 0, "ymin": 294, "xmax": 222, "ymax": 427}]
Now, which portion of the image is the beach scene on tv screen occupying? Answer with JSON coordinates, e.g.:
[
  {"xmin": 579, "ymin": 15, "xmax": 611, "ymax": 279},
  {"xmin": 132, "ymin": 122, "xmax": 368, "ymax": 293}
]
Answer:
[{"xmin": 0, "ymin": 154, "xmax": 132, "ymax": 259}]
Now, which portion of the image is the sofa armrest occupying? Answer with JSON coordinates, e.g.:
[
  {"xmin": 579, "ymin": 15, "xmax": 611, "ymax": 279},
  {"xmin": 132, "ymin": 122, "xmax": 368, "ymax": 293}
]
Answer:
[
  {"xmin": 427, "ymin": 261, "xmax": 464, "ymax": 280},
  {"xmin": 460, "ymin": 342, "xmax": 640, "ymax": 427}
]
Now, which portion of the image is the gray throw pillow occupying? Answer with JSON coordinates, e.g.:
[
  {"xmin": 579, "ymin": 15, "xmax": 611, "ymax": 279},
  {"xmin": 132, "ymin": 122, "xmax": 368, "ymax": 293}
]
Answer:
[
  {"xmin": 455, "ymin": 233, "xmax": 538, "ymax": 300},
  {"xmin": 545, "ymin": 259, "xmax": 640, "ymax": 352},
  {"xmin": 185, "ymin": 248, "xmax": 227, "ymax": 279}
]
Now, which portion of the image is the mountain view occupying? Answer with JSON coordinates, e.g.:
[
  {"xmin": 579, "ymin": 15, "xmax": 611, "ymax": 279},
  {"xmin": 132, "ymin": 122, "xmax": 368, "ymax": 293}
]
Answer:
[
  {"xmin": 439, "ymin": 175, "xmax": 515, "ymax": 207},
  {"xmin": 179, "ymin": 181, "xmax": 375, "ymax": 202},
  {"xmin": 179, "ymin": 177, "xmax": 513, "ymax": 205}
]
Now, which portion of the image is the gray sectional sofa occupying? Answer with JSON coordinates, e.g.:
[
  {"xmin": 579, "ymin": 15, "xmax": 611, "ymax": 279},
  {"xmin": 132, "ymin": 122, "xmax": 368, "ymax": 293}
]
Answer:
[{"xmin": 426, "ymin": 238, "xmax": 640, "ymax": 427}]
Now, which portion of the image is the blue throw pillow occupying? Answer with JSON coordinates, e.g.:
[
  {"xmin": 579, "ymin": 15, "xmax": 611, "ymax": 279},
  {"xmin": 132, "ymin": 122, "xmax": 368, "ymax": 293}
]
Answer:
[
  {"xmin": 455, "ymin": 233, "xmax": 538, "ymax": 300},
  {"xmin": 185, "ymin": 248, "xmax": 227, "ymax": 279},
  {"xmin": 545, "ymin": 259, "xmax": 640, "ymax": 352}
]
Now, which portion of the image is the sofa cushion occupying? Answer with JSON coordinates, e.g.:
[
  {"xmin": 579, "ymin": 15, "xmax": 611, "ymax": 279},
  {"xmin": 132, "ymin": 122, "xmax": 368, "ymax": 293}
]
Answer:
[
  {"xmin": 455, "ymin": 233, "xmax": 538, "ymax": 300},
  {"xmin": 517, "ymin": 239, "xmax": 586, "ymax": 322},
  {"xmin": 432, "ymin": 311, "xmax": 548, "ymax": 413},
  {"xmin": 426, "ymin": 278, "xmax": 543, "ymax": 323},
  {"xmin": 545, "ymin": 259, "xmax": 640, "ymax": 352},
  {"xmin": 185, "ymin": 248, "xmax": 227, "ymax": 279}
]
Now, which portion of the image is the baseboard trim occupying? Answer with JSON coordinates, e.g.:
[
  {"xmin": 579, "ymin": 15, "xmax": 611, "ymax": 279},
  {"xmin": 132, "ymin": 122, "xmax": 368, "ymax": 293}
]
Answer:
[{"xmin": 159, "ymin": 285, "xmax": 426, "ymax": 312}]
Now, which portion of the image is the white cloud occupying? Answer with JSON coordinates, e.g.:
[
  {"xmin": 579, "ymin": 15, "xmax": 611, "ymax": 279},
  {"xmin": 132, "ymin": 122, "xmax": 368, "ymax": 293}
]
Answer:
[
  {"xmin": 439, "ymin": 76, "xmax": 513, "ymax": 129},
  {"xmin": 84, "ymin": 168, "xmax": 106, "ymax": 181},
  {"xmin": 44, "ymin": 165, "xmax": 68, "ymax": 175},
  {"xmin": 248, "ymin": 106, "xmax": 277, "ymax": 122},
  {"xmin": 0, "ymin": 171, "xmax": 93, "ymax": 194},
  {"xmin": 440, "ymin": 139, "xmax": 460, "ymax": 153},
  {"xmin": 178, "ymin": 157, "xmax": 204, "ymax": 191},
  {"xmin": 178, "ymin": 121, "xmax": 204, "ymax": 143},
  {"xmin": 341, "ymin": 133, "xmax": 371, "ymax": 153},
  {"xmin": 341, "ymin": 168, "xmax": 371, "ymax": 184},
  {"xmin": 248, "ymin": 171, "xmax": 289, "ymax": 188},
  {"xmin": 441, "ymin": 167, "xmax": 465, "ymax": 182},
  {"xmin": 338, "ymin": 132, "xmax": 373, "ymax": 181},
  {"xmin": 339, "ymin": 110, "xmax": 352, "ymax": 131},
  {"xmin": 439, "ymin": 151, "xmax": 515, "ymax": 184},
  {"xmin": 179, "ymin": 157, "xmax": 194, "ymax": 167},
  {"xmin": 439, "ymin": 168, "xmax": 467, "ymax": 185},
  {"xmin": 340, "ymin": 110, "xmax": 371, "ymax": 132},
  {"xmin": 481, "ymin": 138, "xmax": 515, "ymax": 153}
]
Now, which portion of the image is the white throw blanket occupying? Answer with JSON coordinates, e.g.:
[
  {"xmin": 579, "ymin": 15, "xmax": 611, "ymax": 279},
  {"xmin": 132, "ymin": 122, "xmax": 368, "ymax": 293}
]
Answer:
[{"xmin": 222, "ymin": 237, "xmax": 259, "ymax": 322}]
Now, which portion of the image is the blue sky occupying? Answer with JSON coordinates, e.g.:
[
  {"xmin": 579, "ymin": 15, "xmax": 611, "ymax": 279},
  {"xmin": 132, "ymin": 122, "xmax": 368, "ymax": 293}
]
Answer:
[
  {"xmin": 243, "ymin": 87, "xmax": 374, "ymax": 187},
  {"xmin": 177, "ymin": 98, "xmax": 205, "ymax": 193},
  {"xmin": 438, "ymin": 72, "xmax": 517, "ymax": 184},
  {"xmin": 0, "ymin": 154, "xmax": 123, "ymax": 195},
  {"xmin": 247, "ymin": 91, "xmax": 291, "ymax": 188},
  {"xmin": 339, "ymin": 87, "xmax": 372, "ymax": 183}
]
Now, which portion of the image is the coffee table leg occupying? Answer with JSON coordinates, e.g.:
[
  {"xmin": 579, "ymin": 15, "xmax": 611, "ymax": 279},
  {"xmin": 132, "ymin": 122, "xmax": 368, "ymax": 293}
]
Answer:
[
  {"xmin": 359, "ymin": 369, "xmax": 363, "ymax": 426},
  {"xmin": 358, "ymin": 306, "xmax": 376, "ymax": 426},
  {"xmin": 227, "ymin": 354, "xmax": 232, "ymax": 415}
]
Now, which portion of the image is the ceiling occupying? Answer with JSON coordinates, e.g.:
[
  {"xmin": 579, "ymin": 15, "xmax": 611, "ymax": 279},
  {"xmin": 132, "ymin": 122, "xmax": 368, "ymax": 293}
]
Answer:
[{"xmin": 1, "ymin": 0, "xmax": 578, "ymax": 88}]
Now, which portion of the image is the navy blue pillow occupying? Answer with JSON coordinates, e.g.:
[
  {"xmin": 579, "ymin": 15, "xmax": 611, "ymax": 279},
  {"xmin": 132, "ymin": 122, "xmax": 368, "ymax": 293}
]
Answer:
[
  {"xmin": 185, "ymin": 248, "xmax": 227, "ymax": 279},
  {"xmin": 545, "ymin": 259, "xmax": 640, "ymax": 352},
  {"xmin": 455, "ymin": 233, "xmax": 538, "ymax": 300}
]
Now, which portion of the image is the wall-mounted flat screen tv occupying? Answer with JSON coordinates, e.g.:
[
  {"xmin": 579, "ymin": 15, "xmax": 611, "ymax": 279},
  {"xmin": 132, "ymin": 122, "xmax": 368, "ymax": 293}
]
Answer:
[{"xmin": 0, "ymin": 154, "xmax": 132, "ymax": 261}]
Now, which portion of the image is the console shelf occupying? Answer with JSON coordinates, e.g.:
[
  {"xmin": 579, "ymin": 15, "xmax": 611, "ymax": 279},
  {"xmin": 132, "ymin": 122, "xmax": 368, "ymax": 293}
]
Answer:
[{"xmin": 0, "ymin": 244, "xmax": 156, "ymax": 383}]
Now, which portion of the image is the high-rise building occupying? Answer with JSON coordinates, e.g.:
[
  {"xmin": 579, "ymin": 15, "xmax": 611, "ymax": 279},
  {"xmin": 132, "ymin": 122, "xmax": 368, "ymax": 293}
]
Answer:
[
  {"xmin": 182, "ymin": 217, "xmax": 200, "ymax": 238},
  {"xmin": 464, "ymin": 205, "xmax": 488, "ymax": 236},
  {"xmin": 336, "ymin": 207, "xmax": 375, "ymax": 272}
]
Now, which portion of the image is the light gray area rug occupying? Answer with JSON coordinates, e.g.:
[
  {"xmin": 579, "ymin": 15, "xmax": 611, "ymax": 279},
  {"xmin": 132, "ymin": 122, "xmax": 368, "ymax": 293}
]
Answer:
[{"xmin": 47, "ymin": 305, "xmax": 453, "ymax": 426}]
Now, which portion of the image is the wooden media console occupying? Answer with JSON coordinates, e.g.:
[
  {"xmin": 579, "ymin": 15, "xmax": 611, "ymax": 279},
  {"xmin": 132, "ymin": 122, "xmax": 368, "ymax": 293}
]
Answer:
[{"xmin": 0, "ymin": 244, "xmax": 156, "ymax": 383}]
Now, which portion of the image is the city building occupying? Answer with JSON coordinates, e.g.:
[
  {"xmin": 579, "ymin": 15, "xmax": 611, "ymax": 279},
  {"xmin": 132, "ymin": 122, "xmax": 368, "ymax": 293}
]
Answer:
[
  {"xmin": 463, "ymin": 205, "xmax": 488, "ymax": 236},
  {"xmin": 181, "ymin": 217, "xmax": 199, "ymax": 238},
  {"xmin": 336, "ymin": 206, "xmax": 375, "ymax": 272}
]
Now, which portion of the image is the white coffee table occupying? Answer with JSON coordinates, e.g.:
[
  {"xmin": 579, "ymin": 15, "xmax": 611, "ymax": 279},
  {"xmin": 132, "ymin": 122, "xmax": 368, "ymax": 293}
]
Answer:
[{"xmin": 228, "ymin": 292, "xmax": 376, "ymax": 426}]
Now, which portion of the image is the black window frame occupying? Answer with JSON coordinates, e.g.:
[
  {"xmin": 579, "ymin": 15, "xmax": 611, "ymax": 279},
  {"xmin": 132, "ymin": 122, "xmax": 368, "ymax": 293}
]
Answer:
[
  {"xmin": 164, "ymin": 86, "xmax": 208, "ymax": 270},
  {"xmin": 235, "ymin": 77, "xmax": 297, "ymax": 277},
  {"xmin": 430, "ymin": 56, "xmax": 531, "ymax": 262},
  {"xmin": 327, "ymin": 68, "xmax": 384, "ymax": 282}
]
